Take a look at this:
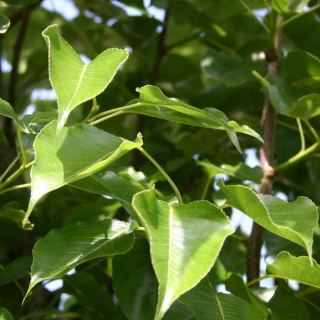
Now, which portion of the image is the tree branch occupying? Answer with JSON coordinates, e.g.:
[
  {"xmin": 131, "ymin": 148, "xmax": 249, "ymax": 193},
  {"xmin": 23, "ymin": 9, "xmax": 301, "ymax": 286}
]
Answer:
[{"xmin": 246, "ymin": 15, "xmax": 282, "ymax": 284}]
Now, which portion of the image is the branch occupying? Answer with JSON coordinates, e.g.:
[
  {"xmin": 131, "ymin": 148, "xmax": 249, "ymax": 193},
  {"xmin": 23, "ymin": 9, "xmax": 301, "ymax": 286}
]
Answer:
[{"xmin": 246, "ymin": 15, "xmax": 282, "ymax": 284}]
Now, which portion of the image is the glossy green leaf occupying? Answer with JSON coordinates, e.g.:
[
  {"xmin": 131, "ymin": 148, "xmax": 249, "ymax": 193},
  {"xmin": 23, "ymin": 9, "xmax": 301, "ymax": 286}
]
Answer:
[
  {"xmin": 42, "ymin": 25, "xmax": 128, "ymax": 130},
  {"xmin": 69, "ymin": 170, "xmax": 144, "ymax": 221},
  {"xmin": 267, "ymin": 252, "xmax": 320, "ymax": 288},
  {"xmin": 0, "ymin": 307, "xmax": 13, "ymax": 320},
  {"xmin": 0, "ymin": 257, "xmax": 32, "ymax": 286},
  {"xmin": 64, "ymin": 272, "xmax": 117, "ymax": 318},
  {"xmin": 0, "ymin": 202, "xmax": 33, "ymax": 230},
  {"xmin": 267, "ymin": 286, "xmax": 309, "ymax": 320},
  {"xmin": 179, "ymin": 278, "xmax": 264, "ymax": 320},
  {"xmin": 126, "ymin": 86, "xmax": 263, "ymax": 152},
  {"xmin": 202, "ymin": 51, "xmax": 256, "ymax": 87},
  {"xmin": 196, "ymin": 159, "xmax": 263, "ymax": 183},
  {"xmin": 273, "ymin": 0, "xmax": 310, "ymax": 13},
  {"xmin": 0, "ymin": 15, "xmax": 10, "ymax": 34},
  {"xmin": 25, "ymin": 121, "xmax": 143, "ymax": 224},
  {"xmin": 132, "ymin": 188, "xmax": 234, "ymax": 320},
  {"xmin": 218, "ymin": 180, "xmax": 318, "ymax": 261},
  {"xmin": 225, "ymin": 273, "xmax": 269, "ymax": 319},
  {"xmin": 25, "ymin": 219, "xmax": 134, "ymax": 300}
]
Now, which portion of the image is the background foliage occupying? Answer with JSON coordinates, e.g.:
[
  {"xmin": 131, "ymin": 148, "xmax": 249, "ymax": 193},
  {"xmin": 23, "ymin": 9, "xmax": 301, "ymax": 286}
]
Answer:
[{"xmin": 0, "ymin": 0, "xmax": 320, "ymax": 319}]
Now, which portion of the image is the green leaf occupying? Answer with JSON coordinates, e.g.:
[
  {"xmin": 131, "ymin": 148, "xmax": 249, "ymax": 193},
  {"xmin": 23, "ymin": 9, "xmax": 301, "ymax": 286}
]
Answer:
[
  {"xmin": 267, "ymin": 286, "xmax": 309, "ymax": 320},
  {"xmin": 289, "ymin": 94, "xmax": 320, "ymax": 120},
  {"xmin": 0, "ymin": 257, "xmax": 32, "ymax": 286},
  {"xmin": 218, "ymin": 180, "xmax": 318, "ymax": 262},
  {"xmin": 132, "ymin": 188, "xmax": 234, "ymax": 320},
  {"xmin": 22, "ymin": 109, "xmax": 58, "ymax": 130},
  {"xmin": 267, "ymin": 251, "xmax": 320, "ymax": 288},
  {"xmin": 202, "ymin": 51, "xmax": 256, "ymax": 87},
  {"xmin": 25, "ymin": 121, "xmax": 143, "ymax": 224},
  {"xmin": 0, "ymin": 130, "xmax": 8, "ymax": 147},
  {"xmin": 225, "ymin": 273, "xmax": 270, "ymax": 319},
  {"xmin": 63, "ymin": 272, "xmax": 117, "ymax": 318},
  {"xmin": 273, "ymin": 0, "xmax": 310, "ymax": 14},
  {"xmin": 0, "ymin": 99, "xmax": 29, "ymax": 133},
  {"xmin": 127, "ymin": 86, "xmax": 263, "ymax": 152},
  {"xmin": 179, "ymin": 278, "xmax": 264, "ymax": 320},
  {"xmin": 42, "ymin": 25, "xmax": 128, "ymax": 130},
  {"xmin": 0, "ymin": 15, "xmax": 10, "ymax": 34},
  {"xmin": 25, "ymin": 219, "xmax": 134, "ymax": 300},
  {"xmin": 0, "ymin": 202, "xmax": 33, "ymax": 230},
  {"xmin": 0, "ymin": 307, "xmax": 13, "ymax": 320},
  {"xmin": 113, "ymin": 239, "xmax": 158, "ymax": 320},
  {"xmin": 196, "ymin": 159, "xmax": 263, "ymax": 183},
  {"xmin": 69, "ymin": 170, "xmax": 144, "ymax": 221}
]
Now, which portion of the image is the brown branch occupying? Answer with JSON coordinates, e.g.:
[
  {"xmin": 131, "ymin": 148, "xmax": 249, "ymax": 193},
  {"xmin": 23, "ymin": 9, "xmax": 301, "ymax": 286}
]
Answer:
[
  {"xmin": 131, "ymin": 8, "xmax": 171, "ymax": 169},
  {"xmin": 246, "ymin": 16, "xmax": 282, "ymax": 284}
]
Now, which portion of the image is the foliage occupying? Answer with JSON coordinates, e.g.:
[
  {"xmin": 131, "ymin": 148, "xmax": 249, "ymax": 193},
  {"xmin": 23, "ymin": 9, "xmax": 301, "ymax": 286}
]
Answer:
[{"xmin": 0, "ymin": 0, "xmax": 320, "ymax": 319}]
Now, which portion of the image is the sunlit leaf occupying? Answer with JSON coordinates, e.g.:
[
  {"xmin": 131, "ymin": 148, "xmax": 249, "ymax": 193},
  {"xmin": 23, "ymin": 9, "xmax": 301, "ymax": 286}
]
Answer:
[
  {"xmin": 25, "ymin": 121, "xmax": 143, "ymax": 224},
  {"xmin": 132, "ymin": 188, "xmax": 234, "ymax": 320},
  {"xmin": 196, "ymin": 159, "xmax": 263, "ymax": 183},
  {"xmin": 25, "ymin": 219, "xmax": 134, "ymax": 300},
  {"xmin": 42, "ymin": 25, "xmax": 128, "ymax": 130},
  {"xmin": 267, "ymin": 251, "xmax": 320, "ymax": 288},
  {"xmin": 0, "ymin": 15, "xmax": 10, "ymax": 34},
  {"xmin": 273, "ymin": 0, "xmax": 310, "ymax": 13},
  {"xmin": 218, "ymin": 180, "xmax": 318, "ymax": 261},
  {"xmin": 179, "ymin": 278, "xmax": 264, "ymax": 320}
]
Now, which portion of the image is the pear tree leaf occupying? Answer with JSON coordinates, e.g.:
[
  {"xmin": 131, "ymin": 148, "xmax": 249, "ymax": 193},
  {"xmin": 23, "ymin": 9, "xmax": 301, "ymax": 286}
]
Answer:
[
  {"xmin": 179, "ymin": 278, "xmax": 264, "ymax": 320},
  {"xmin": 218, "ymin": 180, "xmax": 318, "ymax": 262},
  {"xmin": 225, "ymin": 273, "xmax": 270, "ymax": 319},
  {"xmin": 273, "ymin": 0, "xmax": 310, "ymax": 13},
  {"xmin": 267, "ymin": 251, "xmax": 320, "ymax": 288},
  {"xmin": 289, "ymin": 94, "xmax": 320, "ymax": 120},
  {"xmin": 0, "ymin": 15, "xmax": 10, "ymax": 34},
  {"xmin": 132, "ymin": 188, "xmax": 234, "ymax": 320},
  {"xmin": 22, "ymin": 109, "xmax": 58, "ymax": 130},
  {"xmin": 25, "ymin": 219, "xmax": 134, "ymax": 301},
  {"xmin": 0, "ymin": 257, "xmax": 32, "ymax": 286},
  {"xmin": 42, "ymin": 25, "xmax": 129, "ymax": 130},
  {"xmin": 196, "ymin": 159, "xmax": 263, "ymax": 184},
  {"xmin": 25, "ymin": 120, "xmax": 143, "ymax": 225},
  {"xmin": 0, "ymin": 202, "xmax": 33, "ymax": 230},
  {"xmin": 125, "ymin": 85, "xmax": 263, "ymax": 153},
  {"xmin": 0, "ymin": 307, "xmax": 13, "ymax": 320}
]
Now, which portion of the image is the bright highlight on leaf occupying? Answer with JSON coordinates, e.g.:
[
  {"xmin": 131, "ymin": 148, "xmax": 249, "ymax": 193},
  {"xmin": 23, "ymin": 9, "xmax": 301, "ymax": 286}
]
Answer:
[
  {"xmin": 218, "ymin": 180, "xmax": 318, "ymax": 262},
  {"xmin": 0, "ymin": 15, "xmax": 10, "ymax": 34},
  {"xmin": 25, "ymin": 120, "xmax": 143, "ymax": 225},
  {"xmin": 132, "ymin": 188, "xmax": 234, "ymax": 320},
  {"xmin": 267, "ymin": 252, "xmax": 320, "ymax": 288},
  {"xmin": 42, "ymin": 25, "xmax": 129, "ymax": 130},
  {"xmin": 25, "ymin": 219, "xmax": 134, "ymax": 301}
]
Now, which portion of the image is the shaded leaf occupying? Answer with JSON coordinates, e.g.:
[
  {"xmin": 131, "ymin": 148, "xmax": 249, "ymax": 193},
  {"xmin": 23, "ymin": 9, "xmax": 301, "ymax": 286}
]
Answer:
[
  {"xmin": 202, "ymin": 51, "xmax": 256, "ymax": 87},
  {"xmin": 0, "ymin": 15, "xmax": 10, "ymax": 34},
  {"xmin": 268, "ymin": 286, "xmax": 309, "ymax": 320},
  {"xmin": 25, "ymin": 121, "xmax": 143, "ymax": 224},
  {"xmin": 64, "ymin": 272, "xmax": 117, "ymax": 319},
  {"xmin": 42, "ymin": 25, "xmax": 128, "ymax": 130},
  {"xmin": 218, "ymin": 180, "xmax": 318, "ymax": 261},
  {"xmin": 25, "ymin": 219, "xmax": 134, "ymax": 300},
  {"xmin": 179, "ymin": 278, "xmax": 264, "ymax": 320},
  {"xmin": 0, "ymin": 202, "xmax": 33, "ymax": 230},
  {"xmin": 226, "ymin": 273, "xmax": 270, "ymax": 319},
  {"xmin": 0, "ymin": 130, "xmax": 8, "ymax": 147},
  {"xmin": 132, "ymin": 188, "xmax": 234, "ymax": 320},
  {"xmin": 267, "ymin": 251, "xmax": 320, "ymax": 288},
  {"xmin": 0, "ymin": 257, "xmax": 32, "ymax": 286},
  {"xmin": 196, "ymin": 159, "xmax": 263, "ymax": 183},
  {"xmin": 22, "ymin": 109, "xmax": 58, "ymax": 131},
  {"xmin": 290, "ymin": 94, "xmax": 320, "ymax": 120},
  {"xmin": 0, "ymin": 307, "xmax": 13, "ymax": 320}
]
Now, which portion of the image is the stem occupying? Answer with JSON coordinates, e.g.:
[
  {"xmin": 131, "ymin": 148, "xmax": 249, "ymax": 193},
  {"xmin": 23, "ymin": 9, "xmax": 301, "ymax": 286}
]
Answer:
[
  {"xmin": 278, "ymin": 4, "xmax": 320, "ymax": 29},
  {"xmin": 0, "ymin": 155, "xmax": 19, "ymax": 182},
  {"xmin": 83, "ymin": 97, "xmax": 99, "ymax": 123},
  {"xmin": 0, "ymin": 183, "xmax": 31, "ymax": 194},
  {"xmin": 274, "ymin": 141, "xmax": 320, "ymax": 172},
  {"xmin": 90, "ymin": 111, "xmax": 125, "ymax": 126},
  {"xmin": 201, "ymin": 177, "xmax": 213, "ymax": 200},
  {"xmin": 295, "ymin": 286, "xmax": 319, "ymax": 298},
  {"xmin": 17, "ymin": 128, "xmax": 27, "ymax": 167},
  {"xmin": 297, "ymin": 118, "xmax": 305, "ymax": 151},
  {"xmin": 247, "ymin": 14, "xmax": 282, "ymax": 285},
  {"xmin": 240, "ymin": 0, "xmax": 270, "ymax": 34},
  {"xmin": 137, "ymin": 146, "xmax": 183, "ymax": 205},
  {"xmin": 304, "ymin": 120, "xmax": 320, "ymax": 142},
  {"xmin": 246, "ymin": 275, "xmax": 271, "ymax": 287}
]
